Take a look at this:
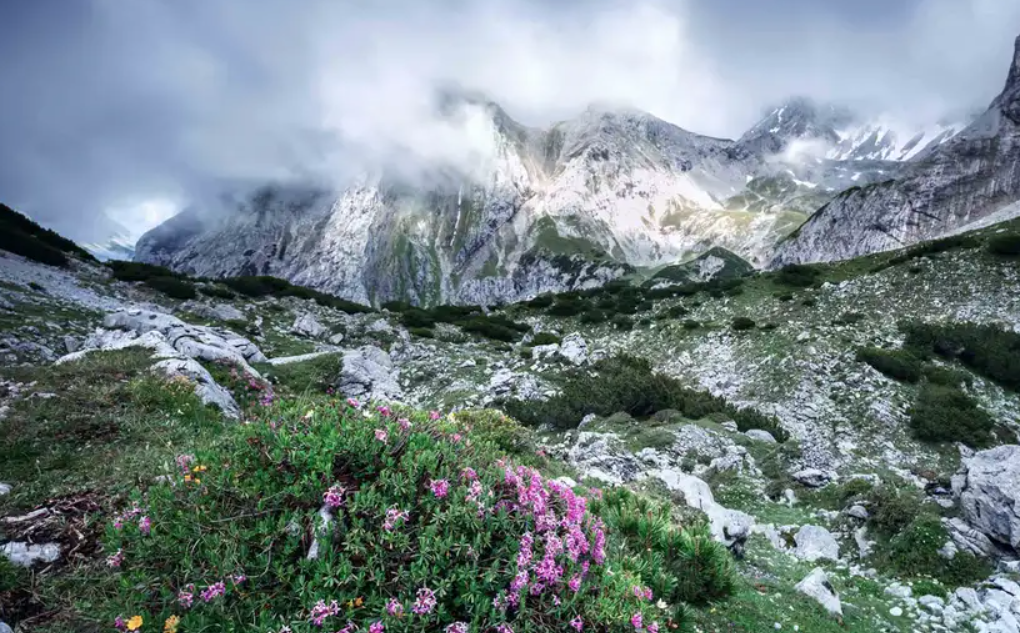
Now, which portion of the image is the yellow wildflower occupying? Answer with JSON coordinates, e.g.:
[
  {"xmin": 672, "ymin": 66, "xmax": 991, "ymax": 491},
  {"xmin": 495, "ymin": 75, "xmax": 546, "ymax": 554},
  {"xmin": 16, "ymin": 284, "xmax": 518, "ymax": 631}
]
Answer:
[
  {"xmin": 126, "ymin": 615, "xmax": 143, "ymax": 631},
  {"xmin": 164, "ymin": 615, "xmax": 180, "ymax": 633}
]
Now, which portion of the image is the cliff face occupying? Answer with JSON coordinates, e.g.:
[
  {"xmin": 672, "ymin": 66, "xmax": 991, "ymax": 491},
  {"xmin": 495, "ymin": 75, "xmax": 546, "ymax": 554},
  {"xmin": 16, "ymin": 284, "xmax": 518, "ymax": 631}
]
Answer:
[{"xmin": 770, "ymin": 36, "xmax": 1020, "ymax": 268}]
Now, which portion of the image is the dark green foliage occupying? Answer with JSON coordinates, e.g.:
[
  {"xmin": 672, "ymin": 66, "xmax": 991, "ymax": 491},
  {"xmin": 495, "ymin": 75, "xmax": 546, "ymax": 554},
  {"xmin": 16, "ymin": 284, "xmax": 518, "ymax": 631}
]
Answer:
[
  {"xmin": 866, "ymin": 487, "xmax": 926, "ymax": 538},
  {"xmin": 909, "ymin": 383, "xmax": 994, "ymax": 447},
  {"xmin": 856, "ymin": 347, "xmax": 923, "ymax": 383},
  {"xmin": 903, "ymin": 321, "xmax": 1020, "ymax": 391},
  {"xmin": 525, "ymin": 293, "xmax": 554, "ymax": 309},
  {"xmin": 833, "ymin": 311, "xmax": 865, "ymax": 326},
  {"xmin": 499, "ymin": 355, "xmax": 788, "ymax": 441},
  {"xmin": 381, "ymin": 300, "xmax": 413, "ymax": 312},
  {"xmin": 988, "ymin": 233, "xmax": 1020, "ymax": 257},
  {"xmin": 774, "ymin": 264, "xmax": 821, "ymax": 288},
  {"xmin": 682, "ymin": 320, "xmax": 701, "ymax": 330},
  {"xmin": 145, "ymin": 276, "xmax": 197, "ymax": 300},
  {"xmin": 222, "ymin": 275, "xmax": 372, "ymax": 314},
  {"xmin": 801, "ymin": 297, "xmax": 817, "ymax": 307},
  {"xmin": 596, "ymin": 489, "xmax": 735, "ymax": 606},
  {"xmin": 579, "ymin": 309, "xmax": 607, "ymax": 324},
  {"xmin": 399, "ymin": 308, "xmax": 436, "ymax": 329},
  {"xmin": 879, "ymin": 514, "xmax": 992, "ymax": 587},
  {"xmin": 921, "ymin": 365, "xmax": 972, "ymax": 387},
  {"xmin": 666, "ymin": 305, "xmax": 689, "ymax": 318},
  {"xmin": 199, "ymin": 285, "xmax": 237, "ymax": 300},
  {"xmin": 776, "ymin": 293, "xmax": 794, "ymax": 302},
  {"xmin": 28, "ymin": 281, "xmax": 44, "ymax": 292},
  {"xmin": 407, "ymin": 327, "xmax": 435, "ymax": 339},
  {"xmin": 612, "ymin": 315, "xmax": 634, "ymax": 331},
  {"xmin": 731, "ymin": 317, "xmax": 755, "ymax": 331},
  {"xmin": 109, "ymin": 260, "xmax": 179, "ymax": 282},
  {"xmin": 530, "ymin": 332, "xmax": 562, "ymax": 346},
  {"xmin": 429, "ymin": 304, "xmax": 483, "ymax": 323},
  {"xmin": 0, "ymin": 202, "xmax": 96, "ymax": 266},
  {"xmin": 460, "ymin": 316, "xmax": 529, "ymax": 342},
  {"xmin": 547, "ymin": 296, "xmax": 591, "ymax": 317}
]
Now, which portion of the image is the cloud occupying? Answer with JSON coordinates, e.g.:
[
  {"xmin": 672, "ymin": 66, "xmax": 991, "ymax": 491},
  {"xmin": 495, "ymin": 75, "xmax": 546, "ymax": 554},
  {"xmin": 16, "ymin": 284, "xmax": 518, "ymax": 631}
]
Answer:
[{"xmin": 0, "ymin": 0, "xmax": 1016, "ymax": 242}]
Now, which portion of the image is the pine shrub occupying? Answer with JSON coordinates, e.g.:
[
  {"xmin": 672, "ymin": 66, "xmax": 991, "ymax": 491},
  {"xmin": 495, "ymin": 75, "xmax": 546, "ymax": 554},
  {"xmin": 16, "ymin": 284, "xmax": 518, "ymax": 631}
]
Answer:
[
  {"xmin": 988, "ymin": 233, "xmax": 1020, "ymax": 257},
  {"xmin": 145, "ymin": 276, "xmax": 197, "ymax": 300},
  {"xmin": 530, "ymin": 332, "xmax": 562, "ymax": 347},
  {"xmin": 903, "ymin": 321, "xmax": 1020, "ymax": 391},
  {"xmin": 908, "ymin": 383, "xmax": 994, "ymax": 447},
  {"xmin": 856, "ymin": 347, "xmax": 923, "ymax": 383},
  {"xmin": 731, "ymin": 317, "xmax": 755, "ymax": 331}
]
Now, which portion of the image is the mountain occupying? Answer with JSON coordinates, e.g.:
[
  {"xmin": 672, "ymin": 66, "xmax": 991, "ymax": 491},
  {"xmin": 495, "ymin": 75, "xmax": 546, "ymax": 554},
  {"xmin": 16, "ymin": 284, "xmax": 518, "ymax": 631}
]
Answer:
[
  {"xmin": 83, "ymin": 231, "xmax": 137, "ymax": 261},
  {"xmin": 771, "ymin": 36, "xmax": 1020, "ymax": 268},
  {"xmin": 135, "ymin": 93, "xmax": 967, "ymax": 306}
]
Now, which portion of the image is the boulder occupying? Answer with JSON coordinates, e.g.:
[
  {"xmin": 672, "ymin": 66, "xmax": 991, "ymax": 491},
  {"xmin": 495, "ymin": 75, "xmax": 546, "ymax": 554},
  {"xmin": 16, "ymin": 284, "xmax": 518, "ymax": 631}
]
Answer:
[
  {"xmin": 793, "ymin": 525, "xmax": 840, "ymax": 562},
  {"xmin": 957, "ymin": 445, "xmax": 1020, "ymax": 551},
  {"xmin": 745, "ymin": 429, "xmax": 777, "ymax": 444},
  {"xmin": 2, "ymin": 541, "xmax": 60, "ymax": 567},
  {"xmin": 183, "ymin": 301, "xmax": 244, "ymax": 322},
  {"xmin": 0, "ymin": 483, "xmax": 9, "ymax": 496},
  {"xmin": 292, "ymin": 313, "xmax": 328, "ymax": 339},
  {"xmin": 792, "ymin": 468, "xmax": 833, "ymax": 488},
  {"xmin": 795, "ymin": 567, "xmax": 842, "ymax": 616},
  {"xmin": 648, "ymin": 467, "xmax": 754, "ymax": 549},
  {"xmin": 337, "ymin": 346, "xmax": 401, "ymax": 402},
  {"xmin": 559, "ymin": 333, "xmax": 589, "ymax": 366},
  {"xmin": 846, "ymin": 505, "xmax": 870, "ymax": 520},
  {"xmin": 152, "ymin": 358, "xmax": 240, "ymax": 418},
  {"xmin": 267, "ymin": 351, "xmax": 340, "ymax": 366}
]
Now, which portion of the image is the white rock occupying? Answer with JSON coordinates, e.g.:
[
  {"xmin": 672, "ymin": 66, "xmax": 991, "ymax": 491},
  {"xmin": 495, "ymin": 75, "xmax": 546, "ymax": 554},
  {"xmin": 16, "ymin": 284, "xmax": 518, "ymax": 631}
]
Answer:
[
  {"xmin": 328, "ymin": 332, "xmax": 345, "ymax": 345},
  {"xmin": 745, "ymin": 429, "xmax": 778, "ymax": 444},
  {"xmin": 846, "ymin": 505, "xmax": 869, "ymax": 520},
  {"xmin": 559, "ymin": 333, "xmax": 589, "ymax": 366},
  {"xmin": 267, "ymin": 351, "xmax": 340, "ymax": 366},
  {"xmin": 795, "ymin": 567, "xmax": 842, "ymax": 616},
  {"xmin": 1, "ymin": 541, "xmax": 61, "ymax": 567},
  {"xmin": 152, "ymin": 357, "xmax": 240, "ymax": 418},
  {"xmin": 919, "ymin": 595, "xmax": 945, "ymax": 613},
  {"xmin": 721, "ymin": 421, "xmax": 739, "ymax": 432},
  {"xmin": 0, "ymin": 483, "xmax": 10, "ymax": 496},
  {"xmin": 651, "ymin": 467, "xmax": 754, "ymax": 547},
  {"xmin": 306, "ymin": 505, "xmax": 335, "ymax": 561},
  {"xmin": 338, "ymin": 346, "xmax": 402, "ymax": 402},
  {"xmin": 953, "ymin": 587, "xmax": 983, "ymax": 612},
  {"xmin": 793, "ymin": 525, "xmax": 840, "ymax": 562},
  {"xmin": 292, "ymin": 313, "xmax": 328, "ymax": 339},
  {"xmin": 890, "ymin": 606, "xmax": 904, "ymax": 617},
  {"xmin": 885, "ymin": 583, "xmax": 913, "ymax": 599},
  {"xmin": 958, "ymin": 445, "xmax": 1020, "ymax": 550},
  {"xmin": 792, "ymin": 468, "xmax": 833, "ymax": 487}
]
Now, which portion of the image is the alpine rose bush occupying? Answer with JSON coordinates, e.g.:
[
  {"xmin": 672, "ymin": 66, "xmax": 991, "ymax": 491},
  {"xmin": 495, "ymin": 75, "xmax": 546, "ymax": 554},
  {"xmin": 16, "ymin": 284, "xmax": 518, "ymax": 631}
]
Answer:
[{"xmin": 99, "ymin": 400, "xmax": 701, "ymax": 632}]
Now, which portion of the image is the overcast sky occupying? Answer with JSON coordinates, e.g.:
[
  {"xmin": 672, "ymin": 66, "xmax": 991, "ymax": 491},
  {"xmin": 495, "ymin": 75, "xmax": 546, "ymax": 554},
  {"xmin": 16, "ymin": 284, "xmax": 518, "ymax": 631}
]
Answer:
[{"xmin": 1, "ymin": 0, "xmax": 1018, "ymax": 243}]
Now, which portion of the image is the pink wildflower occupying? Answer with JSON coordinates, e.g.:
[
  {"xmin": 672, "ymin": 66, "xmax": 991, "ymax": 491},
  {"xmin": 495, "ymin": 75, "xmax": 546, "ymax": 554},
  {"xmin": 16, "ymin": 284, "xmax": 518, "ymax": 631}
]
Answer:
[
  {"xmin": 429, "ymin": 479, "xmax": 450, "ymax": 499},
  {"xmin": 568, "ymin": 575, "xmax": 582, "ymax": 593},
  {"xmin": 114, "ymin": 616, "xmax": 126, "ymax": 631},
  {"xmin": 570, "ymin": 616, "xmax": 584, "ymax": 632},
  {"xmin": 429, "ymin": 410, "xmax": 441, "ymax": 420},
  {"xmin": 323, "ymin": 484, "xmax": 346, "ymax": 508},
  {"xmin": 646, "ymin": 623, "xmax": 659, "ymax": 633},
  {"xmin": 496, "ymin": 624, "xmax": 513, "ymax": 633},
  {"xmin": 630, "ymin": 613, "xmax": 643, "ymax": 630},
  {"xmin": 375, "ymin": 428, "xmax": 388, "ymax": 443},
  {"xmin": 445, "ymin": 623, "xmax": 468, "ymax": 633},
  {"xmin": 553, "ymin": 595, "xmax": 561, "ymax": 606},
  {"xmin": 336, "ymin": 622, "xmax": 357, "ymax": 633},
  {"xmin": 383, "ymin": 508, "xmax": 409, "ymax": 532},
  {"xmin": 376, "ymin": 405, "xmax": 391, "ymax": 417},
  {"xmin": 588, "ymin": 487, "xmax": 603, "ymax": 500},
  {"xmin": 644, "ymin": 587, "xmax": 653, "ymax": 601},
  {"xmin": 398, "ymin": 417, "xmax": 411, "ymax": 431},
  {"xmin": 309, "ymin": 599, "xmax": 340, "ymax": 626},
  {"xmin": 138, "ymin": 516, "xmax": 152, "ymax": 535},
  {"xmin": 106, "ymin": 549, "xmax": 124, "ymax": 568},
  {"xmin": 201, "ymin": 581, "xmax": 226, "ymax": 602},
  {"xmin": 460, "ymin": 467, "xmax": 477, "ymax": 481},
  {"xmin": 385, "ymin": 598, "xmax": 404, "ymax": 616},
  {"xmin": 177, "ymin": 585, "xmax": 195, "ymax": 608},
  {"xmin": 347, "ymin": 398, "xmax": 360, "ymax": 408},
  {"xmin": 233, "ymin": 574, "xmax": 246, "ymax": 585},
  {"xmin": 451, "ymin": 433, "xmax": 462, "ymax": 443},
  {"xmin": 412, "ymin": 587, "xmax": 437, "ymax": 615},
  {"xmin": 368, "ymin": 621, "xmax": 384, "ymax": 633},
  {"xmin": 176, "ymin": 454, "xmax": 196, "ymax": 474}
]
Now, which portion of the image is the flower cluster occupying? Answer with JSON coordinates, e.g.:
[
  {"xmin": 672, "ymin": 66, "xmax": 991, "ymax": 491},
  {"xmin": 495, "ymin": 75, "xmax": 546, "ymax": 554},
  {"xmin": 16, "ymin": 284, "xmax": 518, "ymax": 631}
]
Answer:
[
  {"xmin": 106, "ymin": 548, "xmax": 124, "ymax": 568},
  {"xmin": 309, "ymin": 599, "xmax": 341, "ymax": 626},
  {"xmin": 429, "ymin": 479, "xmax": 450, "ymax": 499},
  {"xmin": 383, "ymin": 508, "xmax": 409, "ymax": 532},
  {"xmin": 385, "ymin": 598, "xmax": 403, "ymax": 616},
  {"xmin": 323, "ymin": 484, "xmax": 347, "ymax": 508},
  {"xmin": 412, "ymin": 587, "xmax": 437, "ymax": 615}
]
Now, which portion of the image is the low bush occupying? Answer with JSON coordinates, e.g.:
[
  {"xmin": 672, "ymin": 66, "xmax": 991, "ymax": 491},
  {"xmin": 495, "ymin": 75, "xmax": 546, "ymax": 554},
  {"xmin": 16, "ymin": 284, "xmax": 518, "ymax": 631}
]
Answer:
[
  {"xmin": 801, "ymin": 297, "xmax": 817, "ymax": 307},
  {"xmin": 865, "ymin": 487, "xmax": 926, "ymax": 538},
  {"xmin": 525, "ymin": 294, "xmax": 554, "ymax": 309},
  {"xmin": 97, "ymin": 402, "xmax": 696, "ymax": 632},
  {"xmin": 856, "ymin": 347, "xmax": 923, "ymax": 383},
  {"xmin": 774, "ymin": 264, "xmax": 821, "ymax": 288},
  {"xmin": 612, "ymin": 315, "xmax": 634, "ymax": 331},
  {"xmin": 381, "ymin": 300, "xmax": 413, "ymax": 312},
  {"xmin": 903, "ymin": 321, "xmax": 1020, "ymax": 391},
  {"xmin": 199, "ymin": 285, "xmax": 237, "ymax": 300},
  {"xmin": 879, "ymin": 514, "xmax": 992, "ymax": 588},
  {"xmin": 461, "ymin": 316, "xmax": 528, "ymax": 343},
  {"xmin": 407, "ymin": 327, "xmax": 435, "ymax": 339},
  {"xmin": 530, "ymin": 332, "xmax": 562, "ymax": 347},
  {"xmin": 666, "ymin": 305, "xmax": 688, "ymax": 319},
  {"xmin": 547, "ymin": 296, "xmax": 591, "ymax": 317},
  {"xmin": 909, "ymin": 383, "xmax": 994, "ymax": 447},
  {"xmin": 731, "ymin": 317, "xmax": 755, "ymax": 331},
  {"xmin": 109, "ymin": 260, "xmax": 179, "ymax": 282},
  {"xmin": 775, "ymin": 293, "xmax": 794, "ymax": 302},
  {"xmin": 223, "ymin": 275, "xmax": 372, "ymax": 314},
  {"xmin": 145, "ymin": 276, "xmax": 197, "ymax": 300},
  {"xmin": 682, "ymin": 320, "xmax": 700, "ymax": 330},
  {"xmin": 988, "ymin": 233, "xmax": 1020, "ymax": 257},
  {"xmin": 498, "ymin": 355, "xmax": 788, "ymax": 441},
  {"xmin": 400, "ymin": 308, "xmax": 436, "ymax": 329},
  {"xmin": 579, "ymin": 309, "xmax": 607, "ymax": 324}
]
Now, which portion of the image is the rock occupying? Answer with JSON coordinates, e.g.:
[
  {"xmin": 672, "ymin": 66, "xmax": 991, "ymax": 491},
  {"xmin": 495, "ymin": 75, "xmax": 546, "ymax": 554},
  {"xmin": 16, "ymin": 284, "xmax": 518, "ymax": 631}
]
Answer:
[
  {"xmin": 846, "ymin": 505, "xmax": 870, "ymax": 520},
  {"xmin": 0, "ymin": 483, "xmax": 9, "ymax": 496},
  {"xmin": 578, "ymin": 413, "xmax": 598, "ymax": 430},
  {"xmin": 365, "ymin": 318, "xmax": 394, "ymax": 335},
  {"xmin": 1, "ymin": 541, "xmax": 61, "ymax": 567},
  {"xmin": 328, "ymin": 332, "xmax": 345, "ymax": 345},
  {"xmin": 792, "ymin": 468, "xmax": 833, "ymax": 488},
  {"xmin": 153, "ymin": 357, "xmax": 240, "ymax": 418},
  {"xmin": 486, "ymin": 369, "xmax": 543, "ymax": 402},
  {"xmin": 337, "ymin": 346, "xmax": 402, "ymax": 402},
  {"xmin": 885, "ymin": 583, "xmax": 912, "ymax": 600},
  {"xmin": 957, "ymin": 445, "xmax": 1020, "ymax": 551},
  {"xmin": 292, "ymin": 313, "xmax": 328, "ymax": 339},
  {"xmin": 63, "ymin": 335, "xmax": 79, "ymax": 353},
  {"xmin": 938, "ymin": 540, "xmax": 959, "ymax": 559},
  {"xmin": 307, "ymin": 504, "xmax": 335, "ymax": 561},
  {"xmin": 889, "ymin": 606, "xmax": 903, "ymax": 618},
  {"xmin": 953, "ymin": 587, "xmax": 983, "ymax": 612},
  {"xmin": 944, "ymin": 517, "xmax": 1009, "ymax": 558},
  {"xmin": 793, "ymin": 525, "xmax": 840, "ymax": 562},
  {"xmin": 556, "ymin": 333, "xmax": 589, "ymax": 366},
  {"xmin": 720, "ymin": 421, "xmax": 739, "ymax": 432},
  {"xmin": 745, "ymin": 429, "xmax": 778, "ymax": 444},
  {"xmin": 783, "ymin": 488, "xmax": 797, "ymax": 506},
  {"xmin": 566, "ymin": 432, "xmax": 644, "ymax": 485},
  {"xmin": 993, "ymin": 577, "xmax": 1020, "ymax": 597},
  {"xmin": 183, "ymin": 301, "xmax": 245, "ymax": 322},
  {"xmin": 267, "ymin": 351, "xmax": 341, "ymax": 366},
  {"xmin": 0, "ymin": 620, "xmax": 12, "ymax": 633},
  {"xmin": 795, "ymin": 567, "xmax": 842, "ymax": 616},
  {"xmin": 919, "ymin": 595, "xmax": 945, "ymax": 612},
  {"xmin": 648, "ymin": 466, "xmax": 754, "ymax": 550}
]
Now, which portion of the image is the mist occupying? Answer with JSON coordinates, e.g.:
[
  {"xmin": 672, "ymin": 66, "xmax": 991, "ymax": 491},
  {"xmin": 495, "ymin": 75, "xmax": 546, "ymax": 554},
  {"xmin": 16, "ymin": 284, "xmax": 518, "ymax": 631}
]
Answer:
[{"xmin": 0, "ymin": 0, "xmax": 1017, "ymax": 243}]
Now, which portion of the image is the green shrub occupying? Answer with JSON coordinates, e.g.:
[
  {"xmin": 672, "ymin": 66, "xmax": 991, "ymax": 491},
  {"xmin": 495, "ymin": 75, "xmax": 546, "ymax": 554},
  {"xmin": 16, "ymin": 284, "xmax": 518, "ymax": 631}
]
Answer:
[
  {"xmin": 145, "ymin": 276, "xmax": 197, "ymax": 300},
  {"xmin": 381, "ymin": 300, "xmax": 413, "ymax": 312},
  {"xmin": 499, "ymin": 355, "xmax": 788, "ymax": 441},
  {"xmin": 525, "ymin": 293, "xmax": 554, "ymax": 309},
  {"xmin": 222, "ymin": 275, "xmax": 372, "ymax": 314},
  {"xmin": 776, "ymin": 293, "xmax": 794, "ymax": 302},
  {"xmin": 400, "ymin": 308, "xmax": 436, "ymax": 329},
  {"xmin": 903, "ymin": 321, "xmax": 1020, "ymax": 391},
  {"xmin": 801, "ymin": 297, "xmax": 817, "ymax": 307},
  {"xmin": 595, "ymin": 488, "xmax": 735, "ymax": 606},
  {"xmin": 612, "ymin": 315, "xmax": 634, "ymax": 331},
  {"xmin": 921, "ymin": 365, "xmax": 972, "ymax": 387},
  {"xmin": 988, "ymin": 233, "xmax": 1020, "ymax": 257},
  {"xmin": 856, "ymin": 347, "xmax": 923, "ymax": 383},
  {"xmin": 407, "ymin": 327, "xmax": 435, "ymax": 339},
  {"xmin": 109, "ymin": 260, "xmax": 178, "ymax": 282},
  {"xmin": 547, "ymin": 297, "xmax": 590, "ymax": 317},
  {"xmin": 866, "ymin": 487, "xmax": 926, "ymax": 538},
  {"xmin": 909, "ymin": 383, "xmax": 994, "ymax": 447},
  {"xmin": 731, "ymin": 317, "xmax": 755, "ymax": 331},
  {"xmin": 579, "ymin": 309, "xmax": 607, "ymax": 324},
  {"xmin": 682, "ymin": 320, "xmax": 700, "ymax": 330},
  {"xmin": 98, "ymin": 402, "xmax": 684, "ymax": 633},
  {"xmin": 530, "ymin": 332, "xmax": 562, "ymax": 347},
  {"xmin": 519, "ymin": 348, "xmax": 533, "ymax": 360},
  {"xmin": 461, "ymin": 316, "xmax": 527, "ymax": 342},
  {"xmin": 199, "ymin": 285, "xmax": 237, "ymax": 300},
  {"xmin": 775, "ymin": 264, "xmax": 821, "ymax": 288},
  {"xmin": 28, "ymin": 281, "xmax": 44, "ymax": 292},
  {"xmin": 880, "ymin": 514, "xmax": 992, "ymax": 587},
  {"xmin": 430, "ymin": 304, "xmax": 483, "ymax": 323},
  {"xmin": 666, "ymin": 305, "xmax": 689, "ymax": 318},
  {"xmin": 833, "ymin": 311, "xmax": 865, "ymax": 326}
]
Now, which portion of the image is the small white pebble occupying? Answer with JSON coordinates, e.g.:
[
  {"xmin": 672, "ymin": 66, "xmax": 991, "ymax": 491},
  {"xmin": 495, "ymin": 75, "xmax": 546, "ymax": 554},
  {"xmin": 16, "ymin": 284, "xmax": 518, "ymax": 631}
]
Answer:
[
  {"xmin": 890, "ymin": 607, "xmax": 904, "ymax": 617},
  {"xmin": 774, "ymin": 624, "xmax": 782, "ymax": 630}
]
